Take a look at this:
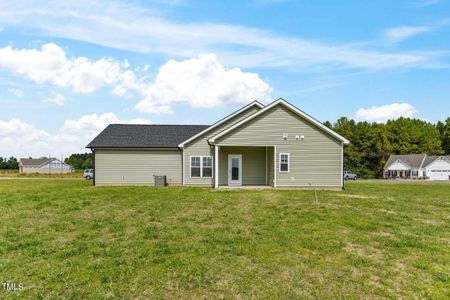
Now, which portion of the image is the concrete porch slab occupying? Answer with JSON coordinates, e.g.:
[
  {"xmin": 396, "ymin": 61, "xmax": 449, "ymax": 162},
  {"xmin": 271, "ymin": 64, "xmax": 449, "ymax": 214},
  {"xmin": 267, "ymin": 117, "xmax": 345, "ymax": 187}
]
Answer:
[{"xmin": 218, "ymin": 185, "xmax": 273, "ymax": 190}]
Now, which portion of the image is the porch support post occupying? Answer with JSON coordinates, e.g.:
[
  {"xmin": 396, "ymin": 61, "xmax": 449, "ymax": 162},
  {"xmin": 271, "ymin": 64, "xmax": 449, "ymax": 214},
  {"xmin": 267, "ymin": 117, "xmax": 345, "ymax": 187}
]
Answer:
[
  {"xmin": 214, "ymin": 145, "xmax": 219, "ymax": 189},
  {"xmin": 273, "ymin": 145, "xmax": 277, "ymax": 188},
  {"xmin": 265, "ymin": 147, "xmax": 268, "ymax": 185}
]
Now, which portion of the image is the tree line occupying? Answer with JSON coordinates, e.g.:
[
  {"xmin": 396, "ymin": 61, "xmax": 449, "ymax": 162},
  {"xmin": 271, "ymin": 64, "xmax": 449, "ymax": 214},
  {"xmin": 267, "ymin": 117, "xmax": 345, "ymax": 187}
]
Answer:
[
  {"xmin": 0, "ymin": 157, "xmax": 19, "ymax": 169},
  {"xmin": 324, "ymin": 117, "xmax": 450, "ymax": 178},
  {"xmin": 64, "ymin": 153, "xmax": 93, "ymax": 170}
]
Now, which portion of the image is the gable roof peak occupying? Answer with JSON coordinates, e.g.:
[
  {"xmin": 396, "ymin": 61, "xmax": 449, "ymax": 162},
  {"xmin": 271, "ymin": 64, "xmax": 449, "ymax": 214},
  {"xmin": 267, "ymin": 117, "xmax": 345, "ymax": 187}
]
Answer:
[
  {"xmin": 422, "ymin": 155, "xmax": 450, "ymax": 167},
  {"xmin": 251, "ymin": 99, "xmax": 265, "ymax": 106},
  {"xmin": 208, "ymin": 97, "xmax": 350, "ymax": 144},
  {"xmin": 178, "ymin": 100, "xmax": 264, "ymax": 147}
]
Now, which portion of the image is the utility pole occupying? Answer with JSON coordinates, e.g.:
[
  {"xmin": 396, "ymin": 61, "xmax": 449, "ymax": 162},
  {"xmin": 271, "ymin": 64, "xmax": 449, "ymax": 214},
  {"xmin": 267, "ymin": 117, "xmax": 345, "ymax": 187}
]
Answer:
[
  {"xmin": 48, "ymin": 153, "xmax": 51, "ymax": 177},
  {"xmin": 61, "ymin": 154, "xmax": 63, "ymax": 175}
]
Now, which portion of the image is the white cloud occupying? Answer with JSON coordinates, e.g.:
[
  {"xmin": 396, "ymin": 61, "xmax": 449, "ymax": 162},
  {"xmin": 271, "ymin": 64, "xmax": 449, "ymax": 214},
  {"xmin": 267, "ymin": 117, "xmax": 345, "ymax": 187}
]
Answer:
[
  {"xmin": 0, "ymin": 43, "xmax": 132, "ymax": 93},
  {"xmin": 384, "ymin": 26, "xmax": 431, "ymax": 42},
  {"xmin": 62, "ymin": 112, "xmax": 150, "ymax": 134},
  {"xmin": 0, "ymin": 43, "xmax": 274, "ymax": 113},
  {"xmin": 42, "ymin": 92, "xmax": 66, "ymax": 106},
  {"xmin": 7, "ymin": 87, "xmax": 24, "ymax": 97},
  {"xmin": 0, "ymin": 118, "xmax": 56, "ymax": 157},
  {"xmin": 0, "ymin": 1, "xmax": 444, "ymax": 70},
  {"xmin": 0, "ymin": 27, "xmax": 4, "ymax": 32},
  {"xmin": 0, "ymin": 114, "xmax": 151, "ymax": 158},
  {"xmin": 355, "ymin": 103, "xmax": 417, "ymax": 123},
  {"xmin": 135, "ymin": 54, "xmax": 273, "ymax": 113},
  {"xmin": 0, "ymin": 118, "xmax": 48, "ymax": 140}
]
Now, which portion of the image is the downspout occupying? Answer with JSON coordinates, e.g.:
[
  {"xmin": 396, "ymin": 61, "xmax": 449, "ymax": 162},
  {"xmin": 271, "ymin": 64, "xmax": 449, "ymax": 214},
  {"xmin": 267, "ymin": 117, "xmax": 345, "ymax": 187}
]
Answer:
[
  {"xmin": 214, "ymin": 145, "xmax": 219, "ymax": 189},
  {"xmin": 342, "ymin": 142, "xmax": 345, "ymax": 190},
  {"xmin": 92, "ymin": 148, "xmax": 95, "ymax": 186},
  {"xmin": 180, "ymin": 147, "xmax": 184, "ymax": 186}
]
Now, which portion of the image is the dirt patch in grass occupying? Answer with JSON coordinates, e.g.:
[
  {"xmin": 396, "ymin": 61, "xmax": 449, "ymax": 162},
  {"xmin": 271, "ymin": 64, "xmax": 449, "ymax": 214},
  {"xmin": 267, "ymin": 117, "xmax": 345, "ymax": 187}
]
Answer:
[
  {"xmin": 344, "ymin": 242, "xmax": 385, "ymax": 262},
  {"xmin": 377, "ymin": 208, "xmax": 399, "ymax": 215}
]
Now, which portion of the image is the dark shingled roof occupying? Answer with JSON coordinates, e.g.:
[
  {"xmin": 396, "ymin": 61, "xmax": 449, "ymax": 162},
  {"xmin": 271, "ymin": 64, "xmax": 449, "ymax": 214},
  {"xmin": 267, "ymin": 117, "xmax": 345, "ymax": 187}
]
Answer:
[{"xmin": 86, "ymin": 124, "xmax": 210, "ymax": 148}]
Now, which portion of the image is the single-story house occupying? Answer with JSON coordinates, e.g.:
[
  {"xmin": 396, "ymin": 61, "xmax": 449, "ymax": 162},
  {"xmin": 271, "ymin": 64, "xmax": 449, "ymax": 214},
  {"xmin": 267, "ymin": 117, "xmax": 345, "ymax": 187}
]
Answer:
[
  {"xmin": 86, "ymin": 98, "xmax": 350, "ymax": 188},
  {"xmin": 19, "ymin": 157, "xmax": 74, "ymax": 174},
  {"xmin": 383, "ymin": 154, "xmax": 450, "ymax": 181}
]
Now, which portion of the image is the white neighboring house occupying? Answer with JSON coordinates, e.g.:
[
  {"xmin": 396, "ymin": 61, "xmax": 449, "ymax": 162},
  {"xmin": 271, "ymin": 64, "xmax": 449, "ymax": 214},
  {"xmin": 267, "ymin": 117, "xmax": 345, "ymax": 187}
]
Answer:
[
  {"xmin": 19, "ymin": 157, "xmax": 74, "ymax": 174},
  {"xmin": 423, "ymin": 155, "xmax": 450, "ymax": 181},
  {"xmin": 384, "ymin": 154, "xmax": 450, "ymax": 181}
]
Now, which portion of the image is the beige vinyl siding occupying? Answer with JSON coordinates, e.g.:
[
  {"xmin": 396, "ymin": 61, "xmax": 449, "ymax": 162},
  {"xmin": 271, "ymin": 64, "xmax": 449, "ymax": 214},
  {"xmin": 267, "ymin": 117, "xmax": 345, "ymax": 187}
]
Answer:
[
  {"xmin": 95, "ymin": 149, "xmax": 181, "ymax": 186},
  {"xmin": 216, "ymin": 105, "xmax": 343, "ymax": 187},
  {"xmin": 218, "ymin": 146, "xmax": 266, "ymax": 185},
  {"xmin": 183, "ymin": 106, "xmax": 261, "ymax": 186}
]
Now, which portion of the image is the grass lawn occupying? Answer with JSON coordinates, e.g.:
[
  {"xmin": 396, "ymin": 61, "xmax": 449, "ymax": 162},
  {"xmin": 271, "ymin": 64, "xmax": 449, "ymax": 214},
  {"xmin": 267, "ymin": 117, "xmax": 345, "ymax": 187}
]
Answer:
[{"xmin": 0, "ymin": 180, "xmax": 449, "ymax": 299}]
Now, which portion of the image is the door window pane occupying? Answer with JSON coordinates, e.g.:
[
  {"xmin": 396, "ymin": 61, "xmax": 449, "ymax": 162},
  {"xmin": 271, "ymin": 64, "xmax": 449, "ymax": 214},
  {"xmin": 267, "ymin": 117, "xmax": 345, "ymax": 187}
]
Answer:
[{"xmin": 231, "ymin": 158, "xmax": 239, "ymax": 180}]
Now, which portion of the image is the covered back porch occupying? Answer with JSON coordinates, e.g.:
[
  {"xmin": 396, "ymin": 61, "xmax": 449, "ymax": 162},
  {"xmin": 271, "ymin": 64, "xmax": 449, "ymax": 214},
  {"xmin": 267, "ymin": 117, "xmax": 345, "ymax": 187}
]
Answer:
[{"xmin": 214, "ymin": 146, "xmax": 274, "ymax": 188}]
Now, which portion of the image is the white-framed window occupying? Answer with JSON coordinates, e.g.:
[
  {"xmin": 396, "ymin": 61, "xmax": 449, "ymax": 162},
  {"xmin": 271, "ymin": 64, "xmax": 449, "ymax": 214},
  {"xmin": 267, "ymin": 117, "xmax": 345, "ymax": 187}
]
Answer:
[
  {"xmin": 279, "ymin": 153, "xmax": 289, "ymax": 173},
  {"xmin": 190, "ymin": 156, "xmax": 213, "ymax": 178}
]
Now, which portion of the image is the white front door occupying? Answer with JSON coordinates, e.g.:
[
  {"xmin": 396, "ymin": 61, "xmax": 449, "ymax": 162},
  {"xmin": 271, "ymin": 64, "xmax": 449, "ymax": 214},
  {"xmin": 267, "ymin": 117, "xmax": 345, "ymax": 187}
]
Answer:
[{"xmin": 228, "ymin": 154, "xmax": 242, "ymax": 186}]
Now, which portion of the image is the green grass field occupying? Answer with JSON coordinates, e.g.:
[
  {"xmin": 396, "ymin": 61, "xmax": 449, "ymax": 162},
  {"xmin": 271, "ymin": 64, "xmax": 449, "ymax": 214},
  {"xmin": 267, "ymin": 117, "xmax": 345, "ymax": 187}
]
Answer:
[{"xmin": 0, "ymin": 180, "xmax": 449, "ymax": 299}]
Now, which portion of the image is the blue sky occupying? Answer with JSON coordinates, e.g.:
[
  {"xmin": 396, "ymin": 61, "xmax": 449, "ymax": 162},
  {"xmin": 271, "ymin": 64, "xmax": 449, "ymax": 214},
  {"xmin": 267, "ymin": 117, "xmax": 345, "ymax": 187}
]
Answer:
[{"xmin": 0, "ymin": 0, "xmax": 449, "ymax": 157}]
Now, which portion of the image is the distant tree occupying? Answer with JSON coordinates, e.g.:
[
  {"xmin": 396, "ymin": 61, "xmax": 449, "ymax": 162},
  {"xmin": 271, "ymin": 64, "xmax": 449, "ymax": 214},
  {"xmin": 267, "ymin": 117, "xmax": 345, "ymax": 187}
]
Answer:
[
  {"xmin": 64, "ymin": 153, "xmax": 93, "ymax": 170},
  {"xmin": 323, "ymin": 120, "xmax": 333, "ymax": 129},
  {"xmin": 0, "ymin": 157, "xmax": 19, "ymax": 169},
  {"xmin": 437, "ymin": 118, "xmax": 450, "ymax": 154},
  {"xmin": 0, "ymin": 157, "xmax": 6, "ymax": 169},
  {"xmin": 7, "ymin": 157, "xmax": 18, "ymax": 169},
  {"xmin": 386, "ymin": 118, "xmax": 443, "ymax": 155}
]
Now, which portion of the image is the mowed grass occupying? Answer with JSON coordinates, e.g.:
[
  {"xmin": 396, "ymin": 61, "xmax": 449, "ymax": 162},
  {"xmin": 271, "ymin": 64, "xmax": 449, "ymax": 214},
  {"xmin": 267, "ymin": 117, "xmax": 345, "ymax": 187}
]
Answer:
[{"xmin": 0, "ymin": 180, "xmax": 449, "ymax": 299}]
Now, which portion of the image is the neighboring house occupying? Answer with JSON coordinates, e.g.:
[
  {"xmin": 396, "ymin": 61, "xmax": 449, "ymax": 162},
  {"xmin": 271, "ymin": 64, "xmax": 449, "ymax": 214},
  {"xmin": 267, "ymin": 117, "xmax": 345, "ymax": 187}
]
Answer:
[
  {"xmin": 86, "ymin": 98, "xmax": 350, "ymax": 188},
  {"xmin": 383, "ymin": 154, "xmax": 450, "ymax": 181},
  {"xmin": 19, "ymin": 157, "xmax": 74, "ymax": 174}
]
